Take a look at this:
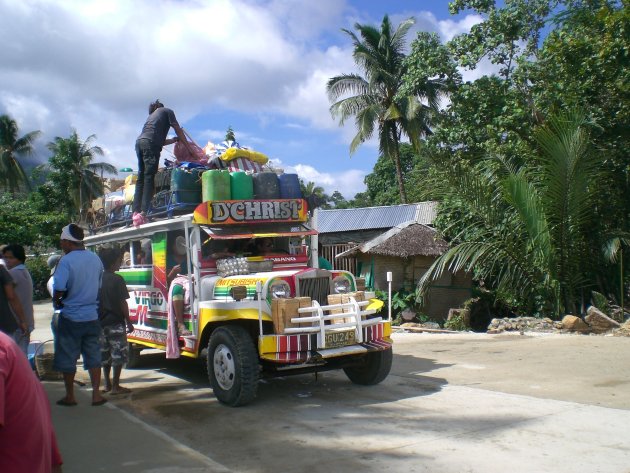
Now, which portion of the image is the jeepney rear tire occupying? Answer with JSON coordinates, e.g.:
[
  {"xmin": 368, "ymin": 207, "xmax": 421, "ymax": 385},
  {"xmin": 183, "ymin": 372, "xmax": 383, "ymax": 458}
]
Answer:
[
  {"xmin": 207, "ymin": 326, "xmax": 259, "ymax": 407},
  {"xmin": 126, "ymin": 343, "xmax": 143, "ymax": 369},
  {"xmin": 343, "ymin": 348, "xmax": 392, "ymax": 385}
]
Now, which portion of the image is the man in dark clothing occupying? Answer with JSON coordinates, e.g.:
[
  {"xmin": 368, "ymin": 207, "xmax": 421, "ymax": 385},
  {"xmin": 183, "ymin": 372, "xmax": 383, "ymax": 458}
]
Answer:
[
  {"xmin": 132, "ymin": 100, "xmax": 194, "ymax": 226},
  {"xmin": 0, "ymin": 265, "xmax": 27, "ymax": 338},
  {"xmin": 97, "ymin": 248, "xmax": 133, "ymax": 395}
]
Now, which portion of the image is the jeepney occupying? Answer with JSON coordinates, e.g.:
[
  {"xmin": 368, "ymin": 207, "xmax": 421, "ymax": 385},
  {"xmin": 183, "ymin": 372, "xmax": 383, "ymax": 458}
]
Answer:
[{"xmin": 84, "ymin": 198, "xmax": 392, "ymax": 406}]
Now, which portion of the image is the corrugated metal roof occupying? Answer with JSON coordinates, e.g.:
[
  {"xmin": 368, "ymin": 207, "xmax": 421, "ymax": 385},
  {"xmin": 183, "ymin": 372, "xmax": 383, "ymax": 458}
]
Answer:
[{"xmin": 316, "ymin": 201, "xmax": 437, "ymax": 233}]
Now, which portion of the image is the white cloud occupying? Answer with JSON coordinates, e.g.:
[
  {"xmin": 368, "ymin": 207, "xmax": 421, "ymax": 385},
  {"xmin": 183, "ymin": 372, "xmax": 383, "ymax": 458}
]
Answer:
[
  {"xmin": 0, "ymin": 0, "xmax": 494, "ymax": 189},
  {"xmin": 273, "ymin": 162, "xmax": 365, "ymax": 199}
]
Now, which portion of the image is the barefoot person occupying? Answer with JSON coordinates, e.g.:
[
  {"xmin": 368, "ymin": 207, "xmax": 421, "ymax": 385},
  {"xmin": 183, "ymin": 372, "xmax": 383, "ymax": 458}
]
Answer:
[
  {"xmin": 52, "ymin": 224, "xmax": 106, "ymax": 407},
  {"xmin": 98, "ymin": 248, "xmax": 134, "ymax": 395}
]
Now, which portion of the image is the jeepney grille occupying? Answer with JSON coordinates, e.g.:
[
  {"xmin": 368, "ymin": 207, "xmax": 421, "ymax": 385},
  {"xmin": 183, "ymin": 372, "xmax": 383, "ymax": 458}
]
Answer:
[{"xmin": 298, "ymin": 276, "xmax": 330, "ymax": 305}]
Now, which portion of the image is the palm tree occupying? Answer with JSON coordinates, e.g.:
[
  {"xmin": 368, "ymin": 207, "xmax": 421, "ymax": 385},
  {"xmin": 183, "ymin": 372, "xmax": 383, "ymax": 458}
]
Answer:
[
  {"xmin": 418, "ymin": 109, "xmax": 608, "ymax": 317},
  {"xmin": 0, "ymin": 114, "xmax": 41, "ymax": 194},
  {"xmin": 43, "ymin": 130, "xmax": 117, "ymax": 219},
  {"xmin": 327, "ymin": 15, "xmax": 444, "ymax": 204},
  {"xmin": 300, "ymin": 180, "xmax": 328, "ymax": 209}
]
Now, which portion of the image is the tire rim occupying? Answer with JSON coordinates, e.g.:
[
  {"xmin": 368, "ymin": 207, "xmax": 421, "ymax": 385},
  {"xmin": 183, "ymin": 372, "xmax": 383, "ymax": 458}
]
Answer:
[{"xmin": 213, "ymin": 343, "xmax": 235, "ymax": 390}]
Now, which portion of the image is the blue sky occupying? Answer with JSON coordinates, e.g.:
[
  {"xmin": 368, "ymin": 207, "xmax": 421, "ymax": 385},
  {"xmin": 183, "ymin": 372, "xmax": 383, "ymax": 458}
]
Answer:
[{"xmin": 0, "ymin": 0, "xmax": 492, "ymax": 198}]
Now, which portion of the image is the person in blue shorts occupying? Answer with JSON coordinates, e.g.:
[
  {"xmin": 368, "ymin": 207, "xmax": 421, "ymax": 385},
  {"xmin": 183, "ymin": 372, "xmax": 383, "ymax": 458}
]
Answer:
[{"xmin": 52, "ymin": 223, "xmax": 107, "ymax": 407}]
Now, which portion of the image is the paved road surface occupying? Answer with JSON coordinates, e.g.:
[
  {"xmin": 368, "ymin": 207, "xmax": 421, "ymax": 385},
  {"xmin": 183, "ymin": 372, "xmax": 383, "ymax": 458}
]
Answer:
[{"xmin": 32, "ymin": 301, "xmax": 630, "ymax": 473}]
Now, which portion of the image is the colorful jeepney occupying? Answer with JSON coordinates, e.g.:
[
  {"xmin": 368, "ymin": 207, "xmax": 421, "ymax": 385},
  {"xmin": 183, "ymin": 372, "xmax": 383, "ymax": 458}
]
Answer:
[{"xmin": 84, "ymin": 198, "xmax": 392, "ymax": 406}]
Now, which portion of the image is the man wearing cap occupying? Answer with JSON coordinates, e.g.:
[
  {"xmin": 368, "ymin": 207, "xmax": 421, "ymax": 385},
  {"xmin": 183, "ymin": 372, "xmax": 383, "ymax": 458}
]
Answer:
[
  {"xmin": 132, "ymin": 100, "xmax": 194, "ymax": 227},
  {"xmin": 52, "ymin": 224, "xmax": 107, "ymax": 407}
]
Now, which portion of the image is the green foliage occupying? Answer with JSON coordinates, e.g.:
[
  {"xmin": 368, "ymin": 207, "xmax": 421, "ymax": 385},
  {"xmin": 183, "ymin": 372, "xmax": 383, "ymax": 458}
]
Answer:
[
  {"xmin": 448, "ymin": 0, "xmax": 556, "ymax": 79},
  {"xmin": 0, "ymin": 114, "xmax": 41, "ymax": 194},
  {"xmin": 527, "ymin": 2, "xmax": 630, "ymax": 247},
  {"xmin": 391, "ymin": 0, "xmax": 629, "ymax": 317},
  {"xmin": 327, "ymin": 15, "xmax": 447, "ymax": 203},
  {"xmin": 26, "ymin": 255, "xmax": 52, "ymax": 300},
  {"xmin": 590, "ymin": 291, "xmax": 611, "ymax": 316},
  {"xmin": 364, "ymin": 143, "xmax": 425, "ymax": 205},
  {"xmin": 418, "ymin": 109, "xmax": 610, "ymax": 317},
  {"xmin": 444, "ymin": 312, "xmax": 469, "ymax": 331},
  {"xmin": 0, "ymin": 193, "xmax": 66, "ymax": 250},
  {"xmin": 37, "ymin": 130, "xmax": 116, "ymax": 219}
]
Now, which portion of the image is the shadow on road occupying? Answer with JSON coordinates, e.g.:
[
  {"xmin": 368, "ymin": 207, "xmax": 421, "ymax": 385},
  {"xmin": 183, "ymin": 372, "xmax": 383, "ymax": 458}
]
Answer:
[{"xmin": 120, "ymin": 349, "xmax": 451, "ymax": 409}]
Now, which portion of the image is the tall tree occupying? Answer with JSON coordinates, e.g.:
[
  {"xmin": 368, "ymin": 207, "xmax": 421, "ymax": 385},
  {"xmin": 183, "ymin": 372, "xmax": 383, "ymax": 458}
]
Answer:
[
  {"xmin": 0, "ymin": 114, "xmax": 41, "ymax": 194},
  {"xmin": 327, "ymin": 16, "xmax": 446, "ymax": 203},
  {"xmin": 300, "ymin": 180, "xmax": 330, "ymax": 210},
  {"xmin": 418, "ymin": 110, "xmax": 611, "ymax": 317},
  {"xmin": 40, "ymin": 131, "xmax": 116, "ymax": 219}
]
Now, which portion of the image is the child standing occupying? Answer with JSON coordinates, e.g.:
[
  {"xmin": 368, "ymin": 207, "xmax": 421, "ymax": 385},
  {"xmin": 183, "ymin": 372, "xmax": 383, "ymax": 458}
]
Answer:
[{"xmin": 98, "ymin": 248, "xmax": 134, "ymax": 394}]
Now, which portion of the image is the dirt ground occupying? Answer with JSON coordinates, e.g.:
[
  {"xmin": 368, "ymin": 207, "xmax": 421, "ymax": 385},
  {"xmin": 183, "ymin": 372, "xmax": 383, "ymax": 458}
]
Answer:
[{"xmin": 392, "ymin": 330, "xmax": 630, "ymax": 409}]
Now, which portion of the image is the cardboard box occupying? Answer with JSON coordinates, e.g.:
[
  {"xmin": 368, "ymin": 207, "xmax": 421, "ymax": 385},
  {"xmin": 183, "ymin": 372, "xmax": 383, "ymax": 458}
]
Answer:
[
  {"xmin": 355, "ymin": 277, "xmax": 366, "ymax": 291},
  {"xmin": 272, "ymin": 297, "xmax": 312, "ymax": 334},
  {"xmin": 326, "ymin": 292, "xmax": 366, "ymax": 324}
]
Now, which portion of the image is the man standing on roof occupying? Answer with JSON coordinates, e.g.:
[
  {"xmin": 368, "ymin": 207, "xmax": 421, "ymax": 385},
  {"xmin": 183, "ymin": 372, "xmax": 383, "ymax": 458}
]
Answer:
[{"xmin": 132, "ymin": 100, "xmax": 194, "ymax": 227}]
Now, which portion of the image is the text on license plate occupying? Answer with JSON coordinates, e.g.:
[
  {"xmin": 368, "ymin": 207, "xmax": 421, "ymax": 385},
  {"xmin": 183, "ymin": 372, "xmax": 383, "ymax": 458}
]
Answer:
[{"xmin": 325, "ymin": 330, "xmax": 356, "ymax": 348}]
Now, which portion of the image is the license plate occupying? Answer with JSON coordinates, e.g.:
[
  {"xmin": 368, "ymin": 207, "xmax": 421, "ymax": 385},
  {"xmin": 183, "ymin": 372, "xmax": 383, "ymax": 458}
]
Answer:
[{"xmin": 324, "ymin": 330, "xmax": 356, "ymax": 348}]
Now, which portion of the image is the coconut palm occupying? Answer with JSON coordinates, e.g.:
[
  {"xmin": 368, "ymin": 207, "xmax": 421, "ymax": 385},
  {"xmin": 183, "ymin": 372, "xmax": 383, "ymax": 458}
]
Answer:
[
  {"xmin": 42, "ymin": 130, "xmax": 117, "ymax": 219},
  {"xmin": 418, "ymin": 109, "xmax": 608, "ymax": 317},
  {"xmin": 327, "ymin": 15, "xmax": 445, "ymax": 204},
  {"xmin": 300, "ymin": 180, "xmax": 329, "ymax": 209},
  {"xmin": 0, "ymin": 114, "xmax": 41, "ymax": 194}
]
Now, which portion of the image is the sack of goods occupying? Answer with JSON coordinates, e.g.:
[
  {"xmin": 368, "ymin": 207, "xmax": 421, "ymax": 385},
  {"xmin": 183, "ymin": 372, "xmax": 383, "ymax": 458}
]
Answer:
[{"xmin": 174, "ymin": 129, "xmax": 207, "ymax": 164}]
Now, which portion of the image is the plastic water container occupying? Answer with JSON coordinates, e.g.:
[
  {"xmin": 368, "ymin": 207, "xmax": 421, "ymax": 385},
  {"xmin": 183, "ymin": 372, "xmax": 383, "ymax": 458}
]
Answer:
[
  {"xmin": 278, "ymin": 173, "xmax": 302, "ymax": 199},
  {"xmin": 252, "ymin": 172, "xmax": 280, "ymax": 199},
  {"xmin": 170, "ymin": 168, "xmax": 203, "ymax": 204},
  {"xmin": 202, "ymin": 170, "xmax": 231, "ymax": 202},
  {"xmin": 230, "ymin": 171, "xmax": 254, "ymax": 200}
]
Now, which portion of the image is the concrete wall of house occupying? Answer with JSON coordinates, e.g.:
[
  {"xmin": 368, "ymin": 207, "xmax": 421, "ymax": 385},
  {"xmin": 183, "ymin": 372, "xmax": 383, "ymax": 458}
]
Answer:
[{"xmin": 357, "ymin": 254, "xmax": 473, "ymax": 322}]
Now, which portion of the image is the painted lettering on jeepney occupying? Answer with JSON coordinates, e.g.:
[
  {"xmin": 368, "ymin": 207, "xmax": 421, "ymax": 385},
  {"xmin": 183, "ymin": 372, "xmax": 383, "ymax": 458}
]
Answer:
[
  {"xmin": 208, "ymin": 199, "xmax": 306, "ymax": 224},
  {"xmin": 133, "ymin": 290, "xmax": 165, "ymax": 308},
  {"xmin": 215, "ymin": 278, "xmax": 266, "ymax": 287},
  {"xmin": 136, "ymin": 304, "xmax": 148, "ymax": 325}
]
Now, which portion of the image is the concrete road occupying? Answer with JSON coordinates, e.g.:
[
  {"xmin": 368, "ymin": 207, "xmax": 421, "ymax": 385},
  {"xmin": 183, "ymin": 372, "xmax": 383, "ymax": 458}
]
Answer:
[{"xmin": 32, "ymin": 301, "xmax": 630, "ymax": 473}]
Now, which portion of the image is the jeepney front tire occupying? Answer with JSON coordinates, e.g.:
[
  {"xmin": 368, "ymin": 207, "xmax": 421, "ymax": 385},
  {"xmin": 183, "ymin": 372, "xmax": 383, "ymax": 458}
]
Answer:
[
  {"xmin": 207, "ymin": 326, "xmax": 259, "ymax": 407},
  {"xmin": 343, "ymin": 348, "xmax": 392, "ymax": 385},
  {"xmin": 126, "ymin": 343, "xmax": 143, "ymax": 369}
]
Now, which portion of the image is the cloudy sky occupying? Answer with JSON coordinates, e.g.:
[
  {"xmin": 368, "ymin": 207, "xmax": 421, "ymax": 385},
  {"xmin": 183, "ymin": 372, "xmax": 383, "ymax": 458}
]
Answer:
[{"xmin": 0, "ymin": 0, "xmax": 491, "ymax": 198}]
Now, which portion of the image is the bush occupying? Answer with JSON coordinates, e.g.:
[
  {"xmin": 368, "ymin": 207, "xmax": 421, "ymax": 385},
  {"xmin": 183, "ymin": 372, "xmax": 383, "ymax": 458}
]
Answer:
[
  {"xmin": 444, "ymin": 312, "xmax": 468, "ymax": 331},
  {"xmin": 26, "ymin": 255, "xmax": 51, "ymax": 301}
]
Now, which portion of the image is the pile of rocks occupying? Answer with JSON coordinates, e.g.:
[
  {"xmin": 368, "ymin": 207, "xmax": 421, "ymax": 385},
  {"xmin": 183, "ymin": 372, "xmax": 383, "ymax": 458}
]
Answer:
[
  {"xmin": 487, "ymin": 306, "xmax": 629, "ymax": 336},
  {"xmin": 487, "ymin": 317, "xmax": 558, "ymax": 334}
]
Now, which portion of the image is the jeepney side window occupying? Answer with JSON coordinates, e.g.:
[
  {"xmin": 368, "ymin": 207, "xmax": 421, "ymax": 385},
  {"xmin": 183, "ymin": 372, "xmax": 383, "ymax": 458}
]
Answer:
[{"xmin": 121, "ymin": 240, "xmax": 151, "ymax": 267}]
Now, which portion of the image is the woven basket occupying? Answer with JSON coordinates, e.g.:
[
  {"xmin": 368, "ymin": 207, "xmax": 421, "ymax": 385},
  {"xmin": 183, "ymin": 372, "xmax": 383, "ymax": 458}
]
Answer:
[{"xmin": 34, "ymin": 340, "xmax": 63, "ymax": 381}]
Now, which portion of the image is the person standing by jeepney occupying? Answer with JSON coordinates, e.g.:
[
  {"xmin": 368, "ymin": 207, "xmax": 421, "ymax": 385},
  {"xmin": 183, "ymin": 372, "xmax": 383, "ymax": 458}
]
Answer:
[
  {"xmin": 1, "ymin": 244, "xmax": 33, "ymax": 354},
  {"xmin": 52, "ymin": 224, "xmax": 107, "ymax": 407},
  {"xmin": 166, "ymin": 234, "xmax": 191, "ymax": 337},
  {"xmin": 97, "ymin": 248, "xmax": 134, "ymax": 395},
  {"xmin": 132, "ymin": 100, "xmax": 195, "ymax": 227},
  {"xmin": 0, "ymin": 255, "xmax": 28, "ymax": 342}
]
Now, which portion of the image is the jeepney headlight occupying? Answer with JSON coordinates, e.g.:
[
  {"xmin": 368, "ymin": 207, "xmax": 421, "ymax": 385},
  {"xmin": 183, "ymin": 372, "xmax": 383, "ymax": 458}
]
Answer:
[
  {"xmin": 333, "ymin": 276, "xmax": 351, "ymax": 294},
  {"xmin": 270, "ymin": 280, "xmax": 291, "ymax": 299}
]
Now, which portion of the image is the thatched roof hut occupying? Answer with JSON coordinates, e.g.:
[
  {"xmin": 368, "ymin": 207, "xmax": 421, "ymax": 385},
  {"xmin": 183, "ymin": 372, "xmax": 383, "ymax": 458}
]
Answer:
[{"xmin": 336, "ymin": 221, "xmax": 448, "ymax": 259}]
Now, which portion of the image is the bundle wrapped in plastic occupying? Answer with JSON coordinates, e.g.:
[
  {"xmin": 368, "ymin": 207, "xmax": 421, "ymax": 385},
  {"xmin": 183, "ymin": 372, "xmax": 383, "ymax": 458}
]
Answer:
[
  {"xmin": 174, "ymin": 129, "xmax": 207, "ymax": 164},
  {"xmin": 216, "ymin": 257, "xmax": 250, "ymax": 277}
]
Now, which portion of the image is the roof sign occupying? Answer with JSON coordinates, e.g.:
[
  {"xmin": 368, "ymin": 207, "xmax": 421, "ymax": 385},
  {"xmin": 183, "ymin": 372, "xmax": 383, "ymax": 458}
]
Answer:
[{"xmin": 194, "ymin": 199, "xmax": 308, "ymax": 225}]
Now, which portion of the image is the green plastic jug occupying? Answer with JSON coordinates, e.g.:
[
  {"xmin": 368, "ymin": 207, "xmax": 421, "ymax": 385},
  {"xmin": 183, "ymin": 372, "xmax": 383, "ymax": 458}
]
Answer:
[
  {"xmin": 202, "ymin": 170, "xmax": 231, "ymax": 202},
  {"xmin": 230, "ymin": 171, "xmax": 254, "ymax": 200}
]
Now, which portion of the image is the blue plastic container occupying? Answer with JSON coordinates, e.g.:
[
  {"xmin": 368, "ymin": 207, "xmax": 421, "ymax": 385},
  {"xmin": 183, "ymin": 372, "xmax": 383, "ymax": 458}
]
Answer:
[{"xmin": 278, "ymin": 173, "xmax": 302, "ymax": 199}]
